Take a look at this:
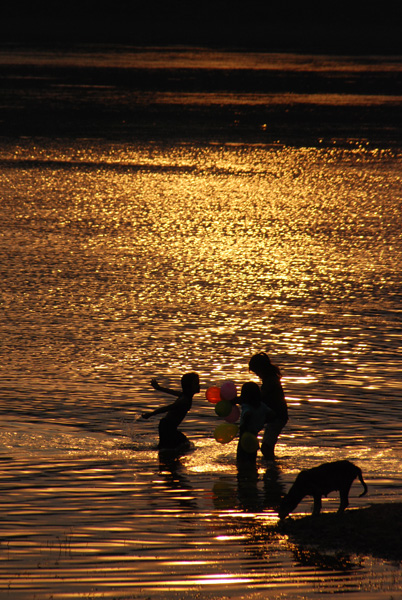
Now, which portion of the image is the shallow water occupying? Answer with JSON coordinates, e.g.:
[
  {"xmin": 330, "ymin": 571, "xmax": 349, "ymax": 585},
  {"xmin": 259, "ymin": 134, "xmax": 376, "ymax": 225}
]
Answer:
[{"xmin": 0, "ymin": 47, "xmax": 402, "ymax": 599}]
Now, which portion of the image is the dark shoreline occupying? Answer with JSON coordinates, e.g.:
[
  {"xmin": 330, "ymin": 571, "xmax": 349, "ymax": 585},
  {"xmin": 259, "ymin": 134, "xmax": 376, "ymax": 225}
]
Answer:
[
  {"xmin": 280, "ymin": 503, "xmax": 402, "ymax": 564},
  {"xmin": 1, "ymin": 100, "xmax": 401, "ymax": 148},
  {"xmin": 1, "ymin": 73, "xmax": 401, "ymax": 147}
]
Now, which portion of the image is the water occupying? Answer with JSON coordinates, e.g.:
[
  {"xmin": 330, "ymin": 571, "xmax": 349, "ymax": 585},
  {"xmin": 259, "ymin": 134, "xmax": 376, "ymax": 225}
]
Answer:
[{"xmin": 0, "ymin": 46, "xmax": 401, "ymax": 599}]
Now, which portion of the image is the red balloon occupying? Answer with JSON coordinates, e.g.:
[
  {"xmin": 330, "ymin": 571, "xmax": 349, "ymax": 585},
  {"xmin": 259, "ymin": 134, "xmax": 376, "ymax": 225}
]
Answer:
[{"xmin": 206, "ymin": 386, "xmax": 221, "ymax": 404}]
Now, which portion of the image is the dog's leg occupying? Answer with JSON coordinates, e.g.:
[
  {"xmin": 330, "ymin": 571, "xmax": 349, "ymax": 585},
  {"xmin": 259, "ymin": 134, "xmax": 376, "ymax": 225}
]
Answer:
[
  {"xmin": 312, "ymin": 494, "xmax": 322, "ymax": 516},
  {"xmin": 338, "ymin": 482, "xmax": 352, "ymax": 512}
]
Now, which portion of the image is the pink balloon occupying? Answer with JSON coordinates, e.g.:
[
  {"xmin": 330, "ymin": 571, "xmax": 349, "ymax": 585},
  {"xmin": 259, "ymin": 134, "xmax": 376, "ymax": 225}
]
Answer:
[
  {"xmin": 220, "ymin": 380, "xmax": 237, "ymax": 401},
  {"xmin": 225, "ymin": 404, "xmax": 240, "ymax": 423}
]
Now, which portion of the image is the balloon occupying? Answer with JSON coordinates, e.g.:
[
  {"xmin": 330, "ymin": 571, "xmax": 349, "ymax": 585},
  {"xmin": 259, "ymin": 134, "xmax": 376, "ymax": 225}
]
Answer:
[
  {"xmin": 225, "ymin": 403, "xmax": 240, "ymax": 423},
  {"xmin": 206, "ymin": 386, "xmax": 221, "ymax": 404},
  {"xmin": 220, "ymin": 380, "xmax": 237, "ymax": 401},
  {"xmin": 214, "ymin": 423, "xmax": 239, "ymax": 444},
  {"xmin": 240, "ymin": 432, "xmax": 259, "ymax": 453},
  {"xmin": 215, "ymin": 399, "xmax": 232, "ymax": 418}
]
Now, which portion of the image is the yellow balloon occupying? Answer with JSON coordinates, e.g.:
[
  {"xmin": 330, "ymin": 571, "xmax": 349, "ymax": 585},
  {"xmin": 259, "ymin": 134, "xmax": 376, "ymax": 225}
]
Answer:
[
  {"xmin": 214, "ymin": 423, "xmax": 239, "ymax": 444},
  {"xmin": 240, "ymin": 432, "xmax": 259, "ymax": 453}
]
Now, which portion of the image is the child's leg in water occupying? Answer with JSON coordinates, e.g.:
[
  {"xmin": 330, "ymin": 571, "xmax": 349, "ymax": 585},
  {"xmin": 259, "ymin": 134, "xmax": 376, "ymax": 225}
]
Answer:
[
  {"xmin": 236, "ymin": 440, "xmax": 257, "ymax": 463},
  {"xmin": 261, "ymin": 419, "xmax": 286, "ymax": 459},
  {"xmin": 158, "ymin": 418, "xmax": 189, "ymax": 449}
]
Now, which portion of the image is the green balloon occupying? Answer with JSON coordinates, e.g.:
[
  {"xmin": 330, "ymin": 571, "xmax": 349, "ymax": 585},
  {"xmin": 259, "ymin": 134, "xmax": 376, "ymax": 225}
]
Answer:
[
  {"xmin": 240, "ymin": 432, "xmax": 259, "ymax": 453},
  {"xmin": 214, "ymin": 399, "xmax": 232, "ymax": 418}
]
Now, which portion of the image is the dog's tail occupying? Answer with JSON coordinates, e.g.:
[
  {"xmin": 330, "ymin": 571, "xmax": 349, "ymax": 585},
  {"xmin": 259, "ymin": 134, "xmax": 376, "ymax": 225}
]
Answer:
[{"xmin": 357, "ymin": 467, "xmax": 368, "ymax": 497}]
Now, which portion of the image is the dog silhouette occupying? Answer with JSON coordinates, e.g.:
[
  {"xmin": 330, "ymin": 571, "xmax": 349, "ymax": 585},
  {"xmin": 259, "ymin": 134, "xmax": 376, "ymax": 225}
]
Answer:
[{"xmin": 278, "ymin": 460, "xmax": 368, "ymax": 519}]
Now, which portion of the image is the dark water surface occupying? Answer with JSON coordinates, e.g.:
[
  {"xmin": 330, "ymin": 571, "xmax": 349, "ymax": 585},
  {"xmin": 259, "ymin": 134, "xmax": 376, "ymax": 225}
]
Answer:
[
  {"xmin": 1, "ymin": 45, "xmax": 402, "ymax": 145},
  {"xmin": 0, "ymin": 46, "xmax": 401, "ymax": 599}
]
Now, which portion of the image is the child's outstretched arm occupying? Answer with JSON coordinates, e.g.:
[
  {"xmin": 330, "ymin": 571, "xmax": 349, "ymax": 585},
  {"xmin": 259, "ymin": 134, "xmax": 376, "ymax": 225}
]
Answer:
[
  {"xmin": 151, "ymin": 378, "xmax": 180, "ymax": 397},
  {"xmin": 141, "ymin": 379, "xmax": 182, "ymax": 419},
  {"xmin": 142, "ymin": 399, "xmax": 178, "ymax": 420}
]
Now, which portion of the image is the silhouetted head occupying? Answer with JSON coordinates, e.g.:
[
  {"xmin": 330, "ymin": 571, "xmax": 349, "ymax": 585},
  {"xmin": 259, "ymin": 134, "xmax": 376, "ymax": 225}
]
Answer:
[
  {"xmin": 181, "ymin": 372, "xmax": 200, "ymax": 396},
  {"xmin": 278, "ymin": 471, "xmax": 309, "ymax": 519},
  {"xmin": 249, "ymin": 352, "xmax": 281, "ymax": 379},
  {"xmin": 240, "ymin": 381, "xmax": 261, "ymax": 407},
  {"xmin": 278, "ymin": 495, "xmax": 297, "ymax": 520}
]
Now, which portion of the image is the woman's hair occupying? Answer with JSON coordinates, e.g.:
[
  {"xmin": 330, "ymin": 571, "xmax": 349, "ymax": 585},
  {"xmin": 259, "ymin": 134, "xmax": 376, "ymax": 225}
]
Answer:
[
  {"xmin": 240, "ymin": 381, "xmax": 261, "ymax": 407},
  {"xmin": 248, "ymin": 352, "xmax": 281, "ymax": 377}
]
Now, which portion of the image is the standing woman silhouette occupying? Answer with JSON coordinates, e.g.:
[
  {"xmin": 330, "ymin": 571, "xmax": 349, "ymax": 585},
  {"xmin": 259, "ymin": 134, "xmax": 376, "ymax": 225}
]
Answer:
[{"xmin": 248, "ymin": 353, "xmax": 288, "ymax": 460}]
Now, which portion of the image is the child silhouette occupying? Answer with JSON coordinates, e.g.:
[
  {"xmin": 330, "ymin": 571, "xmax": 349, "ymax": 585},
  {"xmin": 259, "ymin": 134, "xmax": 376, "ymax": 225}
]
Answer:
[
  {"xmin": 142, "ymin": 373, "xmax": 200, "ymax": 450},
  {"xmin": 237, "ymin": 381, "xmax": 273, "ymax": 463}
]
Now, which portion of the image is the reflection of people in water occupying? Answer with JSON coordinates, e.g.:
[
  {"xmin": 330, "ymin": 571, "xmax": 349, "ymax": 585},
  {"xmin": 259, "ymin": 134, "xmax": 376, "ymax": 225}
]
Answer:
[
  {"xmin": 236, "ymin": 459, "xmax": 260, "ymax": 511},
  {"xmin": 262, "ymin": 462, "xmax": 285, "ymax": 511},
  {"xmin": 249, "ymin": 352, "xmax": 288, "ymax": 460},
  {"xmin": 237, "ymin": 382, "xmax": 273, "ymax": 463},
  {"xmin": 211, "ymin": 462, "xmax": 285, "ymax": 514},
  {"xmin": 236, "ymin": 462, "xmax": 285, "ymax": 514},
  {"xmin": 142, "ymin": 373, "xmax": 200, "ymax": 450},
  {"xmin": 158, "ymin": 454, "xmax": 198, "ymax": 510}
]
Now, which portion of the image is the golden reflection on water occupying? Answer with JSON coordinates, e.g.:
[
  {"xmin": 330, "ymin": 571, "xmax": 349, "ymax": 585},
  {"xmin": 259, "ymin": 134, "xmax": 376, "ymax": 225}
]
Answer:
[
  {"xmin": 0, "ymin": 431, "xmax": 400, "ymax": 599},
  {"xmin": 0, "ymin": 140, "xmax": 402, "ymax": 598}
]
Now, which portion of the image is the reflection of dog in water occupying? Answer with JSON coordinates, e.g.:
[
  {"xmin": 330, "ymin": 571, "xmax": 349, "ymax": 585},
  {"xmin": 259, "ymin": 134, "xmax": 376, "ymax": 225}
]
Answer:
[{"xmin": 278, "ymin": 460, "xmax": 368, "ymax": 519}]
